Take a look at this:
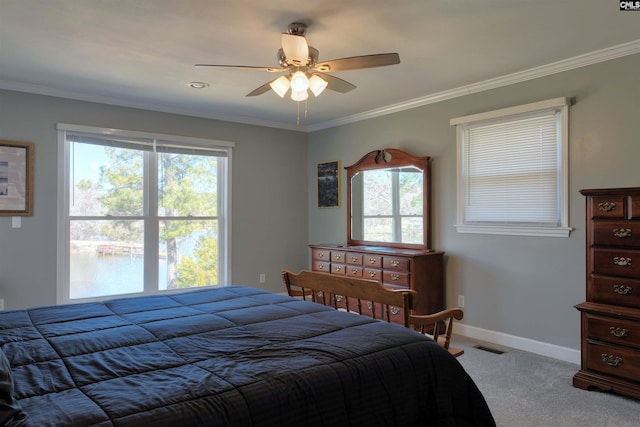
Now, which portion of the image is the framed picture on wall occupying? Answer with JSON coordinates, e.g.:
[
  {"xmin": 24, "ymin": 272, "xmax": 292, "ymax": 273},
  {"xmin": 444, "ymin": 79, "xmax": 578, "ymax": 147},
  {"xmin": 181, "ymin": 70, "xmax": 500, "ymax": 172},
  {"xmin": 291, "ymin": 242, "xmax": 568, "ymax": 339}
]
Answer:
[
  {"xmin": 317, "ymin": 160, "xmax": 341, "ymax": 208},
  {"xmin": 0, "ymin": 140, "xmax": 34, "ymax": 216}
]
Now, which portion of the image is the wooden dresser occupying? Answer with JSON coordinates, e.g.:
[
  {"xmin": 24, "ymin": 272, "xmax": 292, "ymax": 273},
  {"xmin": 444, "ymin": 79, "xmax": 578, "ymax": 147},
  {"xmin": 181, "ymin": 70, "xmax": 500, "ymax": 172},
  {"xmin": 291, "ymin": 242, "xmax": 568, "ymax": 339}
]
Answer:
[
  {"xmin": 309, "ymin": 243, "xmax": 444, "ymax": 324},
  {"xmin": 574, "ymin": 187, "xmax": 640, "ymax": 399}
]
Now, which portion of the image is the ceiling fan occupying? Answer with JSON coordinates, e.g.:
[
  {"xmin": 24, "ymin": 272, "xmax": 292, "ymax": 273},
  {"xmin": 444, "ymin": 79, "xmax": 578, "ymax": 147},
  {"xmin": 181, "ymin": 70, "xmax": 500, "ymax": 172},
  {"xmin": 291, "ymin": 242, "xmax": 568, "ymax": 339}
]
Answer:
[{"xmin": 195, "ymin": 22, "xmax": 400, "ymax": 102}]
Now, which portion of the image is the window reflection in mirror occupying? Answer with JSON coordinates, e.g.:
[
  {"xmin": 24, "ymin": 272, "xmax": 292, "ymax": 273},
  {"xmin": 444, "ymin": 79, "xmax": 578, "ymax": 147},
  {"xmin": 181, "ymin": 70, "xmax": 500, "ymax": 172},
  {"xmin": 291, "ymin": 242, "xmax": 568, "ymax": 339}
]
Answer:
[{"xmin": 351, "ymin": 166, "xmax": 424, "ymax": 244}]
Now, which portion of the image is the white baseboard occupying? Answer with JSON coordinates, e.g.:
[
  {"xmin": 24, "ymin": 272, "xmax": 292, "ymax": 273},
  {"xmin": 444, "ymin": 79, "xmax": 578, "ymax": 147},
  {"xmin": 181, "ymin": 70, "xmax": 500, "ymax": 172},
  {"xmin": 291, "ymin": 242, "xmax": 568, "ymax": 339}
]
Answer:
[{"xmin": 456, "ymin": 323, "xmax": 580, "ymax": 365}]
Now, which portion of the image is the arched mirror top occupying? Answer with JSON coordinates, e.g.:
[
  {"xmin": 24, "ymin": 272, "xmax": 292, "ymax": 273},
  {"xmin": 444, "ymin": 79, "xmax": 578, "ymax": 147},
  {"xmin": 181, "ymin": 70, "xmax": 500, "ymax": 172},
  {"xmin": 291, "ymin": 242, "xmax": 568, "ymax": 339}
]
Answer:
[{"xmin": 346, "ymin": 148, "xmax": 431, "ymax": 250}]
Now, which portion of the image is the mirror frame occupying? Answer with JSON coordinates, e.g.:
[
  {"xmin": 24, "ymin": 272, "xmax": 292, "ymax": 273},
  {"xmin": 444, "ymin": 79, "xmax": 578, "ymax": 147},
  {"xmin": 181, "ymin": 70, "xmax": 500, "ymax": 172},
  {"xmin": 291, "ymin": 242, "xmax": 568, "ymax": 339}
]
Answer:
[{"xmin": 346, "ymin": 148, "xmax": 431, "ymax": 250}]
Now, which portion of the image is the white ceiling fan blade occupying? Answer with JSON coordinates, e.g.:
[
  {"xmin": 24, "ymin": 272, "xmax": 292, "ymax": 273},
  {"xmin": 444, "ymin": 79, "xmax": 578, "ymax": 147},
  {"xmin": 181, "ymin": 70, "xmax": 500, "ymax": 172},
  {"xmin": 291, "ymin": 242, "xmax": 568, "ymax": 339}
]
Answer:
[{"xmin": 281, "ymin": 33, "xmax": 309, "ymax": 66}]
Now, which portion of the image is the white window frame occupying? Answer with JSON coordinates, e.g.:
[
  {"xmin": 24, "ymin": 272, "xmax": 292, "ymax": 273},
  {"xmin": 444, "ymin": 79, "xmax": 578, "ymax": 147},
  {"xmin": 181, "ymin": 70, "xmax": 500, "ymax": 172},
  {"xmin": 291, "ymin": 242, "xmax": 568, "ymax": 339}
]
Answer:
[
  {"xmin": 450, "ymin": 98, "xmax": 572, "ymax": 237},
  {"xmin": 56, "ymin": 123, "xmax": 234, "ymax": 304}
]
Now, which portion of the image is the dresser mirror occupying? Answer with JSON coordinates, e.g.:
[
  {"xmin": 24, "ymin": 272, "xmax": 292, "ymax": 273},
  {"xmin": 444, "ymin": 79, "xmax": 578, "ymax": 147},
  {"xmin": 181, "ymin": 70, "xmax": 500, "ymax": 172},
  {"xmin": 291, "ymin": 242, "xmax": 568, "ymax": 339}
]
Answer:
[{"xmin": 346, "ymin": 148, "xmax": 430, "ymax": 250}]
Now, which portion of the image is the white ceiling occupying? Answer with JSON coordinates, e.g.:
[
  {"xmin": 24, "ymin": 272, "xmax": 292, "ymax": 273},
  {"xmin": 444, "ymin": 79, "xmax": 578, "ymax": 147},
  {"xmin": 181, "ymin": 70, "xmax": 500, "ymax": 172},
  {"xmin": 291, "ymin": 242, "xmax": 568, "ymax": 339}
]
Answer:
[{"xmin": 1, "ymin": 0, "xmax": 639, "ymax": 131}]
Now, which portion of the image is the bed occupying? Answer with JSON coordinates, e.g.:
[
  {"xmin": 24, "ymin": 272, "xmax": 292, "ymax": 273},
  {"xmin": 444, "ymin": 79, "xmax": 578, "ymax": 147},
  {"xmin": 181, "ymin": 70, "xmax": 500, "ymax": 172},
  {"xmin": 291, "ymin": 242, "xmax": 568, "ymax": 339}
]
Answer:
[{"xmin": 1, "ymin": 285, "xmax": 495, "ymax": 426}]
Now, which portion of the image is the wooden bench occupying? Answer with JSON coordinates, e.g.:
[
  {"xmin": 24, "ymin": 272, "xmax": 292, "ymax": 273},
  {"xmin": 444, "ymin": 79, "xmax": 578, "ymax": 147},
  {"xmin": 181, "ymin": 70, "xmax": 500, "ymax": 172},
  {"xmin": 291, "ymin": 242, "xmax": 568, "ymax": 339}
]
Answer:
[{"xmin": 282, "ymin": 270, "xmax": 464, "ymax": 357}]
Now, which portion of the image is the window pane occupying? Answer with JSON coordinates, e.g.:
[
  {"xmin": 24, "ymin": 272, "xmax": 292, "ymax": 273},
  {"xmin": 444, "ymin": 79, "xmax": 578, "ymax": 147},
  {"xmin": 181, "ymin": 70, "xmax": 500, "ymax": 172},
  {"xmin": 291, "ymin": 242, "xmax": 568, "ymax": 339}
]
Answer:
[
  {"xmin": 363, "ymin": 217, "xmax": 393, "ymax": 242},
  {"xmin": 158, "ymin": 152, "xmax": 218, "ymax": 217},
  {"xmin": 159, "ymin": 220, "xmax": 218, "ymax": 290},
  {"xmin": 363, "ymin": 170, "xmax": 392, "ymax": 215},
  {"xmin": 70, "ymin": 142, "xmax": 144, "ymax": 216},
  {"xmin": 399, "ymin": 171, "xmax": 423, "ymax": 216},
  {"xmin": 70, "ymin": 220, "xmax": 144, "ymax": 299},
  {"xmin": 401, "ymin": 217, "xmax": 423, "ymax": 244}
]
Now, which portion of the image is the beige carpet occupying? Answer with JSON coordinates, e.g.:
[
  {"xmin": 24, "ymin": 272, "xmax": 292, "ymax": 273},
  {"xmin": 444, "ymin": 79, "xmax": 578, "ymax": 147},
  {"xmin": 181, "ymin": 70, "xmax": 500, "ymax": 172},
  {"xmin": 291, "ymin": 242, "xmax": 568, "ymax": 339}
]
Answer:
[{"xmin": 454, "ymin": 335, "xmax": 640, "ymax": 426}]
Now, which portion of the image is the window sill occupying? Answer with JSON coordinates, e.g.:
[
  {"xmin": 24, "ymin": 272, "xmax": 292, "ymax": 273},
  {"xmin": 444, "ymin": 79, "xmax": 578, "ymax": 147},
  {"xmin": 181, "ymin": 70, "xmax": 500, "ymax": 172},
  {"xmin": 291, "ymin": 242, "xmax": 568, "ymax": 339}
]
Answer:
[{"xmin": 454, "ymin": 224, "xmax": 573, "ymax": 238}]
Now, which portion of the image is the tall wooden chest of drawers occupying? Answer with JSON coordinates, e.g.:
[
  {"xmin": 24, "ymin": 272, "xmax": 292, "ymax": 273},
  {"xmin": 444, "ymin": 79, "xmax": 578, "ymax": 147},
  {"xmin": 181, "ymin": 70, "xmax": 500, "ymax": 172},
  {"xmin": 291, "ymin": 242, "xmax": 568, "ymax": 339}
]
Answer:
[
  {"xmin": 309, "ymin": 244, "xmax": 444, "ymax": 325},
  {"xmin": 574, "ymin": 187, "xmax": 640, "ymax": 399}
]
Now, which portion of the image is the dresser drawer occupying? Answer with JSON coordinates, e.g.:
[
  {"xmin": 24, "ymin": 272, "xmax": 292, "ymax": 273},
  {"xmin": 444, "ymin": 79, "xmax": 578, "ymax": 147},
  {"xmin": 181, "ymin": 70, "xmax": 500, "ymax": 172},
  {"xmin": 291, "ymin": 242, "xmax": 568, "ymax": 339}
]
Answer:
[
  {"xmin": 383, "ymin": 271, "xmax": 410, "ymax": 287},
  {"xmin": 382, "ymin": 257, "xmax": 410, "ymax": 272},
  {"xmin": 312, "ymin": 260, "xmax": 331, "ymax": 272},
  {"xmin": 632, "ymin": 196, "xmax": 640, "ymax": 219},
  {"xmin": 331, "ymin": 251, "xmax": 346, "ymax": 263},
  {"xmin": 590, "ymin": 275, "xmax": 640, "ymax": 308},
  {"xmin": 592, "ymin": 221, "xmax": 640, "ymax": 247},
  {"xmin": 585, "ymin": 340, "xmax": 640, "ymax": 381},
  {"xmin": 346, "ymin": 253, "xmax": 363, "ymax": 265},
  {"xmin": 363, "ymin": 255, "xmax": 383, "ymax": 268},
  {"xmin": 312, "ymin": 248, "xmax": 331, "ymax": 262},
  {"xmin": 591, "ymin": 196, "xmax": 626, "ymax": 219},
  {"xmin": 330, "ymin": 263, "xmax": 347, "ymax": 275},
  {"xmin": 586, "ymin": 313, "xmax": 640, "ymax": 348},
  {"xmin": 345, "ymin": 265, "xmax": 364, "ymax": 278},
  {"xmin": 593, "ymin": 248, "xmax": 640, "ymax": 278},
  {"xmin": 363, "ymin": 268, "xmax": 382, "ymax": 281}
]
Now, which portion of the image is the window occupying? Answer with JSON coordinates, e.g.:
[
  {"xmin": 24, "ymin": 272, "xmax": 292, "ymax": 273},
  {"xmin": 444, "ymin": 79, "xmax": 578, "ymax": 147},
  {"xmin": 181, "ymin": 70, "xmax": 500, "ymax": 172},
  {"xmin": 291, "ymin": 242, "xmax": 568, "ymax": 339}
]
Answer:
[
  {"xmin": 57, "ymin": 124, "xmax": 233, "ymax": 303},
  {"xmin": 451, "ymin": 98, "xmax": 572, "ymax": 237},
  {"xmin": 360, "ymin": 167, "xmax": 423, "ymax": 243}
]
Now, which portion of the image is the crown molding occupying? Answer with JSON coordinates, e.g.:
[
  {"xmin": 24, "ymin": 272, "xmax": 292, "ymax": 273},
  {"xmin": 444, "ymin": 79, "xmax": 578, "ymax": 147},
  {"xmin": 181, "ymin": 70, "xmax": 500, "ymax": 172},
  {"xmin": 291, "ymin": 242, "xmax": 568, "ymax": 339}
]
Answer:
[
  {"xmin": 0, "ymin": 80, "xmax": 307, "ymax": 132},
  {"xmin": 307, "ymin": 39, "xmax": 640, "ymax": 132}
]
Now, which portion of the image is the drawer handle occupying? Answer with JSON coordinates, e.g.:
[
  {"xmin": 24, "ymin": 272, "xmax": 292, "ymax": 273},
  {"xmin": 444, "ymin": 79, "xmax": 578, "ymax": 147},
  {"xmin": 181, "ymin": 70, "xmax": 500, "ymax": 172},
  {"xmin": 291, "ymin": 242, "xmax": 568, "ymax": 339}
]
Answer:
[
  {"xmin": 390, "ymin": 306, "xmax": 400, "ymax": 315},
  {"xmin": 613, "ymin": 285, "xmax": 632, "ymax": 295},
  {"xmin": 334, "ymin": 254, "xmax": 341, "ymax": 260},
  {"xmin": 601, "ymin": 354, "xmax": 623, "ymax": 367},
  {"xmin": 318, "ymin": 252, "xmax": 325, "ymax": 259},
  {"xmin": 351, "ymin": 268, "xmax": 359, "ymax": 274},
  {"xmin": 318, "ymin": 264, "xmax": 325, "ymax": 270},
  {"xmin": 613, "ymin": 257, "xmax": 632, "ymax": 267},
  {"xmin": 598, "ymin": 202, "xmax": 616, "ymax": 212},
  {"xmin": 391, "ymin": 274, "xmax": 400, "ymax": 281},
  {"xmin": 368, "ymin": 257, "xmax": 377, "ymax": 265},
  {"xmin": 613, "ymin": 228, "xmax": 632, "ymax": 238},
  {"xmin": 610, "ymin": 327, "xmax": 629, "ymax": 338},
  {"xmin": 335, "ymin": 295, "xmax": 344, "ymax": 302},
  {"xmin": 334, "ymin": 266, "xmax": 342, "ymax": 272},
  {"xmin": 368, "ymin": 271, "xmax": 378, "ymax": 279},
  {"xmin": 391, "ymin": 260, "xmax": 400, "ymax": 267},
  {"xmin": 350, "ymin": 256, "xmax": 358, "ymax": 262}
]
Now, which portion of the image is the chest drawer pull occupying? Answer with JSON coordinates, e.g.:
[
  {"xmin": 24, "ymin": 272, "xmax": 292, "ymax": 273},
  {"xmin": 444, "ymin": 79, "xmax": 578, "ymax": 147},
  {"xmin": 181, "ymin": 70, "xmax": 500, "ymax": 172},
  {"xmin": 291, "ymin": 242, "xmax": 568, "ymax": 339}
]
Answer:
[
  {"xmin": 598, "ymin": 202, "xmax": 617, "ymax": 212},
  {"xmin": 368, "ymin": 257, "xmax": 377, "ymax": 265},
  {"xmin": 318, "ymin": 252, "xmax": 325, "ymax": 259},
  {"xmin": 613, "ymin": 257, "xmax": 632, "ymax": 266},
  {"xmin": 351, "ymin": 268, "xmax": 359, "ymax": 274},
  {"xmin": 610, "ymin": 327, "xmax": 629, "ymax": 338},
  {"xmin": 318, "ymin": 264, "xmax": 325, "ymax": 270},
  {"xmin": 350, "ymin": 256, "xmax": 358, "ymax": 262},
  {"xmin": 391, "ymin": 260, "xmax": 400, "ymax": 267},
  {"xmin": 390, "ymin": 274, "xmax": 400, "ymax": 281},
  {"xmin": 334, "ymin": 266, "xmax": 342, "ymax": 272},
  {"xmin": 613, "ymin": 228, "xmax": 632, "ymax": 238},
  {"xmin": 390, "ymin": 306, "xmax": 400, "ymax": 315},
  {"xmin": 613, "ymin": 285, "xmax": 632, "ymax": 295},
  {"xmin": 368, "ymin": 271, "xmax": 379, "ymax": 279},
  {"xmin": 601, "ymin": 354, "xmax": 623, "ymax": 367}
]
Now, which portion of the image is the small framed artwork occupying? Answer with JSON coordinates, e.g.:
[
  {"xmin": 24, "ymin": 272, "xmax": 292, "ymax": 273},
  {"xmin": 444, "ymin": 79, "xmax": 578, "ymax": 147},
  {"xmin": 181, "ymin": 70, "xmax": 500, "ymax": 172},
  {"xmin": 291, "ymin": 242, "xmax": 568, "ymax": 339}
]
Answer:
[
  {"xmin": 0, "ymin": 140, "xmax": 34, "ymax": 216},
  {"xmin": 317, "ymin": 160, "xmax": 341, "ymax": 208}
]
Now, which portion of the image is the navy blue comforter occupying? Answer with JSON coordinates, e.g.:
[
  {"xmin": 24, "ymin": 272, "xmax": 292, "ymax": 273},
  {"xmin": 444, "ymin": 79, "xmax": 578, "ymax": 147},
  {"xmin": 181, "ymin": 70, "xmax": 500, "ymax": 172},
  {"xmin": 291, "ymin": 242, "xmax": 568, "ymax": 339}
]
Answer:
[{"xmin": 0, "ymin": 286, "xmax": 494, "ymax": 426}]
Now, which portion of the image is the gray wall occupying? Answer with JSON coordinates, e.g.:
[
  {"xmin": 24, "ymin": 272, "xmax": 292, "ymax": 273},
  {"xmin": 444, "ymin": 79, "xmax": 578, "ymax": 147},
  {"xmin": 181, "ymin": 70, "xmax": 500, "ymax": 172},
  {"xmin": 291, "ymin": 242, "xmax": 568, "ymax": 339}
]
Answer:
[
  {"xmin": 308, "ymin": 53, "xmax": 640, "ymax": 350},
  {"xmin": 0, "ymin": 90, "xmax": 309, "ymax": 309}
]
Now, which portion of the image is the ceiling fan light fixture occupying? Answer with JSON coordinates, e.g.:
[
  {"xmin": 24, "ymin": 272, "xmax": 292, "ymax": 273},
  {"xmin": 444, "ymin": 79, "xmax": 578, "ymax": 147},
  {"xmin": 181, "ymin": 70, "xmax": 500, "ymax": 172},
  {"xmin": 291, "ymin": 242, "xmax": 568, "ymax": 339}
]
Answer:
[
  {"xmin": 290, "ymin": 71, "xmax": 309, "ymax": 92},
  {"xmin": 269, "ymin": 75, "xmax": 290, "ymax": 97},
  {"xmin": 308, "ymin": 74, "xmax": 328, "ymax": 97},
  {"xmin": 290, "ymin": 88, "xmax": 308, "ymax": 102}
]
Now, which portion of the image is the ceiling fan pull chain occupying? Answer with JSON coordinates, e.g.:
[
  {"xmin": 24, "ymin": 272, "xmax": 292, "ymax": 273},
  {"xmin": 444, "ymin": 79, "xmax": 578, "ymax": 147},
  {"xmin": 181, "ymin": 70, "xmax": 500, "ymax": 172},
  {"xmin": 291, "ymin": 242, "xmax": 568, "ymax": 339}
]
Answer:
[{"xmin": 297, "ymin": 102, "xmax": 300, "ymax": 125}]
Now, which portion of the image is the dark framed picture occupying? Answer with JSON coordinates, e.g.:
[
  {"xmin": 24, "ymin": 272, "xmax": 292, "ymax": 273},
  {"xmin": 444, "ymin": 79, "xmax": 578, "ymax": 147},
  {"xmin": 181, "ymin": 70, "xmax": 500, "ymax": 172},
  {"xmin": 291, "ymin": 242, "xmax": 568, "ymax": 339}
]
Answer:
[
  {"xmin": 317, "ymin": 160, "xmax": 341, "ymax": 208},
  {"xmin": 0, "ymin": 140, "xmax": 34, "ymax": 216}
]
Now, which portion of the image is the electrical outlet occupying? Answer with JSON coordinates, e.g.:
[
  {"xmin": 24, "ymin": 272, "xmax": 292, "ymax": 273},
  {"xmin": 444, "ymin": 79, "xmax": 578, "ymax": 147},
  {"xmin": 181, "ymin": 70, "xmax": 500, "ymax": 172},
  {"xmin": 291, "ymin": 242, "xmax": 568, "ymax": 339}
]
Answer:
[
  {"xmin": 259, "ymin": 274, "xmax": 266, "ymax": 284},
  {"xmin": 0, "ymin": 298, "xmax": 4, "ymax": 310},
  {"xmin": 457, "ymin": 295, "xmax": 465, "ymax": 308}
]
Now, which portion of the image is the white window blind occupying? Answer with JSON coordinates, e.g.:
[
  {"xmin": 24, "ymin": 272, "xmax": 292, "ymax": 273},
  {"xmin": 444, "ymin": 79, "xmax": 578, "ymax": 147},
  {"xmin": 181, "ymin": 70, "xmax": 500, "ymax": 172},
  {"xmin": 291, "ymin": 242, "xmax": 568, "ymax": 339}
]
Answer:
[
  {"xmin": 451, "ymin": 98, "xmax": 572, "ymax": 237},
  {"xmin": 463, "ymin": 112, "xmax": 559, "ymax": 224}
]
